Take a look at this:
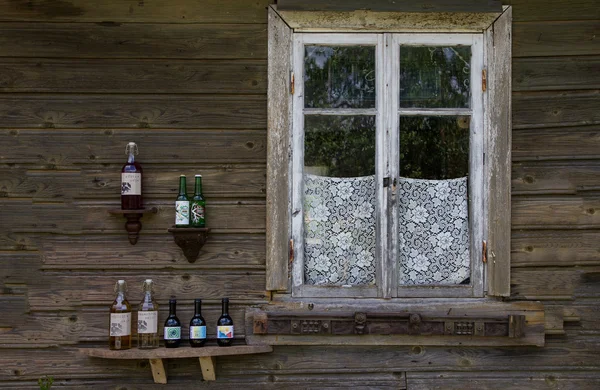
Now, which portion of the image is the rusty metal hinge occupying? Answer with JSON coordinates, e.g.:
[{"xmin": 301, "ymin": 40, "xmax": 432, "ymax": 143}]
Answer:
[
  {"xmin": 289, "ymin": 238, "xmax": 294, "ymax": 264},
  {"xmin": 482, "ymin": 240, "xmax": 487, "ymax": 263},
  {"xmin": 290, "ymin": 72, "xmax": 295, "ymax": 95},
  {"xmin": 482, "ymin": 69, "xmax": 487, "ymax": 92}
]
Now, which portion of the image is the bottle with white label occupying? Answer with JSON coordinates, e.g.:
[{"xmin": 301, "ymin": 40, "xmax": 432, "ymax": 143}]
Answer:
[
  {"xmin": 109, "ymin": 280, "xmax": 132, "ymax": 350},
  {"xmin": 163, "ymin": 299, "xmax": 181, "ymax": 348},
  {"xmin": 175, "ymin": 175, "xmax": 190, "ymax": 227},
  {"xmin": 137, "ymin": 279, "xmax": 159, "ymax": 349},
  {"xmin": 121, "ymin": 142, "xmax": 143, "ymax": 210},
  {"xmin": 189, "ymin": 299, "xmax": 207, "ymax": 347},
  {"xmin": 217, "ymin": 298, "xmax": 234, "ymax": 347}
]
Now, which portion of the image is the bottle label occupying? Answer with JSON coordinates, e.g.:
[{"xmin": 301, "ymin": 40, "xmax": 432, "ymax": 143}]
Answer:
[
  {"xmin": 110, "ymin": 313, "xmax": 131, "ymax": 336},
  {"xmin": 164, "ymin": 326, "xmax": 181, "ymax": 340},
  {"xmin": 190, "ymin": 203, "xmax": 205, "ymax": 225},
  {"xmin": 217, "ymin": 325, "xmax": 234, "ymax": 339},
  {"xmin": 121, "ymin": 173, "xmax": 141, "ymax": 195},
  {"xmin": 137, "ymin": 311, "xmax": 158, "ymax": 334},
  {"xmin": 175, "ymin": 201, "xmax": 190, "ymax": 225},
  {"xmin": 190, "ymin": 326, "xmax": 207, "ymax": 340}
]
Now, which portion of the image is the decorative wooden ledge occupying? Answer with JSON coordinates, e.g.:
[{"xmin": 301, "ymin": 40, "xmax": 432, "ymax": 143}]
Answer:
[
  {"xmin": 108, "ymin": 207, "xmax": 158, "ymax": 245},
  {"xmin": 80, "ymin": 344, "xmax": 272, "ymax": 383},
  {"xmin": 167, "ymin": 227, "xmax": 210, "ymax": 262}
]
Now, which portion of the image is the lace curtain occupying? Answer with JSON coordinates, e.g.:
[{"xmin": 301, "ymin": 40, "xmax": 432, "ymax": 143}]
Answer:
[
  {"xmin": 398, "ymin": 177, "xmax": 470, "ymax": 285},
  {"xmin": 303, "ymin": 174, "xmax": 376, "ymax": 286}
]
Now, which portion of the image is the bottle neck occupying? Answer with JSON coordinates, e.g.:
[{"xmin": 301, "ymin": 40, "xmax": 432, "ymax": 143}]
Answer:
[
  {"xmin": 221, "ymin": 300, "xmax": 229, "ymax": 315},
  {"xmin": 116, "ymin": 291, "xmax": 126, "ymax": 303},
  {"xmin": 194, "ymin": 300, "xmax": 202, "ymax": 316},
  {"xmin": 127, "ymin": 151, "xmax": 135, "ymax": 164},
  {"xmin": 169, "ymin": 301, "xmax": 177, "ymax": 316},
  {"xmin": 194, "ymin": 177, "xmax": 203, "ymax": 195},
  {"xmin": 178, "ymin": 177, "xmax": 187, "ymax": 196}
]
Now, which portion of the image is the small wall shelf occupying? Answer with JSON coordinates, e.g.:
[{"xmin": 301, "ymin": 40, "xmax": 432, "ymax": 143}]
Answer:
[
  {"xmin": 168, "ymin": 227, "xmax": 210, "ymax": 262},
  {"xmin": 80, "ymin": 344, "xmax": 272, "ymax": 383},
  {"xmin": 108, "ymin": 207, "xmax": 158, "ymax": 245}
]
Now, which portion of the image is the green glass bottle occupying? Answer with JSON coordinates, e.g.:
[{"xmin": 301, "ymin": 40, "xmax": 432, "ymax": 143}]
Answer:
[
  {"xmin": 190, "ymin": 175, "xmax": 206, "ymax": 228},
  {"xmin": 175, "ymin": 175, "xmax": 190, "ymax": 227}
]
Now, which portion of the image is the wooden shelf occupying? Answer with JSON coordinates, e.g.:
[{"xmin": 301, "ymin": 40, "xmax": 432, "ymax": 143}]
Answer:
[
  {"xmin": 167, "ymin": 226, "xmax": 210, "ymax": 262},
  {"xmin": 80, "ymin": 344, "xmax": 272, "ymax": 383},
  {"xmin": 108, "ymin": 207, "xmax": 158, "ymax": 245}
]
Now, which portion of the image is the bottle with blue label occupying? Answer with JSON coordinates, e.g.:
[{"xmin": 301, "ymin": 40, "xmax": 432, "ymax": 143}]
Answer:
[
  {"xmin": 163, "ymin": 299, "xmax": 181, "ymax": 348},
  {"xmin": 217, "ymin": 298, "xmax": 234, "ymax": 347},
  {"xmin": 189, "ymin": 299, "xmax": 207, "ymax": 347}
]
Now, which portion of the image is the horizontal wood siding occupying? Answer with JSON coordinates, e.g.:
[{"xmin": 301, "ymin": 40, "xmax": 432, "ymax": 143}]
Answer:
[{"xmin": 0, "ymin": 0, "xmax": 599, "ymax": 388}]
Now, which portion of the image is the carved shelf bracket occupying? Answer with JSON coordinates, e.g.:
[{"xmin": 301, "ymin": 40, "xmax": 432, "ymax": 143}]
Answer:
[
  {"xmin": 108, "ymin": 208, "xmax": 158, "ymax": 245},
  {"xmin": 168, "ymin": 227, "xmax": 210, "ymax": 263}
]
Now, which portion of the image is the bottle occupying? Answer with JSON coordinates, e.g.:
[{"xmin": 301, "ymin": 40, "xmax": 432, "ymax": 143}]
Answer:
[
  {"xmin": 137, "ymin": 279, "xmax": 159, "ymax": 349},
  {"xmin": 189, "ymin": 299, "xmax": 207, "ymax": 347},
  {"xmin": 175, "ymin": 175, "xmax": 190, "ymax": 227},
  {"xmin": 121, "ymin": 142, "xmax": 143, "ymax": 210},
  {"xmin": 190, "ymin": 175, "xmax": 206, "ymax": 228},
  {"xmin": 216, "ymin": 298, "xmax": 234, "ymax": 347},
  {"xmin": 163, "ymin": 299, "xmax": 181, "ymax": 348},
  {"xmin": 109, "ymin": 280, "xmax": 132, "ymax": 350}
]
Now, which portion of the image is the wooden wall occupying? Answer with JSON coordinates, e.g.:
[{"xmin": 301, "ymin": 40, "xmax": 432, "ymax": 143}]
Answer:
[{"xmin": 0, "ymin": 0, "xmax": 599, "ymax": 388}]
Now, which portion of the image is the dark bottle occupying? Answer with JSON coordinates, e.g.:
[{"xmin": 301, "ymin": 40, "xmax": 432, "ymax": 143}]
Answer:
[
  {"xmin": 175, "ymin": 175, "xmax": 190, "ymax": 227},
  {"xmin": 189, "ymin": 299, "xmax": 207, "ymax": 347},
  {"xmin": 121, "ymin": 142, "xmax": 143, "ymax": 210},
  {"xmin": 163, "ymin": 299, "xmax": 181, "ymax": 348},
  {"xmin": 216, "ymin": 298, "xmax": 234, "ymax": 347},
  {"xmin": 109, "ymin": 280, "xmax": 132, "ymax": 350},
  {"xmin": 190, "ymin": 175, "xmax": 206, "ymax": 228}
]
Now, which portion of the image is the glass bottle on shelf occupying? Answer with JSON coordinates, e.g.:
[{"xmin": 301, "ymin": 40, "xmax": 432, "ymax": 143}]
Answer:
[
  {"xmin": 216, "ymin": 298, "xmax": 234, "ymax": 347},
  {"xmin": 163, "ymin": 299, "xmax": 181, "ymax": 348},
  {"xmin": 109, "ymin": 280, "xmax": 132, "ymax": 350},
  {"xmin": 137, "ymin": 279, "xmax": 159, "ymax": 349},
  {"xmin": 190, "ymin": 175, "xmax": 206, "ymax": 228},
  {"xmin": 175, "ymin": 175, "xmax": 190, "ymax": 227},
  {"xmin": 189, "ymin": 299, "xmax": 207, "ymax": 347},
  {"xmin": 121, "ymin": 142, "xmax": 143, "ymax": 210}
]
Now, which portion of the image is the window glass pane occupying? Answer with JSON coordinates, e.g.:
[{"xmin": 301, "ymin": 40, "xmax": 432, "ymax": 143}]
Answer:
[
  {"xmin": 400, "ymin": 46, "xmax": 471, "ymax": 108},
  {"xmin": 304, "ymin": 46, "xmax": 376, "ymax": 109},
  {"xmin": 303, "ymin": 115, "xmax": 376, "ymax": 286},
  {"xmin": 398, "ymin": 116, "xmax": 470, "ymax": 286},
  {"xmin": 400, "ymin": 116, "xmax": 470, "ymax": 180}
]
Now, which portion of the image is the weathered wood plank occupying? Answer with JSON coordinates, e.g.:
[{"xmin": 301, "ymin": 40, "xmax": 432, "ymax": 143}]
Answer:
[
  {"xmin": 26, "ymin": 272, "xmax": 267, "ymax": 311},
  {"xmin": 0, "ymin": 0, "xmax": 272, "ymax": 23},
  {"xmin": 0, "ymin": 169, "xmax": 80, "ymax": 201},
  {"xmin": 511, "ymin": 267, "xmax": 600, "ymax": 300},
  {"xmin": 512, "ymin": 161, "xmax": 600, "ymax": 195},
  {"xmin": 0, "ymin": 59, "xmax": 266, "ymax": 94},
  {"xmin": 1, "ymin": 129, "xmax": 266, "ymax": 165},
  {"xmin": 514, "ymin": 20, "xmax": 600, "ymax": 57},
  {"xmin": 513, "ymin": 56, "xmax": 600, "ymax": 91},
  {"xmin": 513, "ymin": 125, "xmax": 600, "ymax": 160},
  {"xmin": 512, "ymin": 196, "xmax": 600, "ymax": 229},
  {"xmin": 512, "ymin": 230, "xmax": 600, "ymax": 268},
  {"xmin": 513, "ymin": 91, "xmax": 600, "ymax": 129},
  {"xmin": 39, "ymin": 234, "xmax": 265, "ymax": 268},
  {"xmin": 0, "ymin": 95, "xmax": 266, "ymax": 129},
  {"xmin": 505, "ymin": 0, "xmax": 600, "ymax": 21},
  {"xmin": 277, "ymin": 0, "xmax": 502, "ymax": 13}
]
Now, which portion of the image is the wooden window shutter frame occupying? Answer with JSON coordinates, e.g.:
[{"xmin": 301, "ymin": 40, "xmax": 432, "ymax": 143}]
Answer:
[
  {"xmin": 484, "ymin": 6, "xmax": 512, "ymax": 297},
  {"xmin": 266, "ymin": 7, "xmax": 293, "ymax": 292}
]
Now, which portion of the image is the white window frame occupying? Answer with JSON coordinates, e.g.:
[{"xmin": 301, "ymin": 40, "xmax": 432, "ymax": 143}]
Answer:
[{"xmin": 290, "ymin": 33, "xmax": 485, "ymax": 298}]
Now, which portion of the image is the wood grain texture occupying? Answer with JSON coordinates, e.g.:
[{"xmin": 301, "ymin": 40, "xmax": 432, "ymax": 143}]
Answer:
[
  {"xmin": 514, "ymin": 20, "xmax": 600, "ymax": 57},
  {"xmin": 0, "ymin": 0, "xmax": 272, "ymax": 23},
  {"xmin": 266, "ymin": 7, "xmax": 293, "ymax": 292},
  {"xmin": 0, "ymin": 59, "xmax": 266, "ymax": 94},
  {"xmin": 511, "ymin": 267, "xmax": 600, "ymax": 300},
  {"xmin": 512, "ymin": 161, "xmax": 600, "ymax": 195},
  {"xmin": 505, "ymin": 0, "xmax": 600, "ymax": 21},
  {"xmin": 513, "ymin": 56, "xmax": 600, "ymax": 91},
  {"xmin": 512, "ymin": 230, "xmax": 600, "ymax": 267},
  {"xmin": 512, "ymin": 196, "xmax": 600, "ymax": 229},
  {"xmin": 81, "ymin": 345, "xmax": 272, "ymax": 359},
  {"xmin": 484, "ymin": 7, "xmax": 512, "ymax": 297},
  {"xmin": 513, "ymin": 125, "xmax": 600, "ymax": 160},
  {"xmin": 277, "ymin": 0, "xmax": 502, "ymax": 13},
  {"xmin": 0, "ymin": 95, "xmax": 266, "ymax": 129}
]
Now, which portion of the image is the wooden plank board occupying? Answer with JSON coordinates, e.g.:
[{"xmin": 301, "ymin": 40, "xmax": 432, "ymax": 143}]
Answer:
[
  {"xmin": 0, "ymin": 95, "xmax": 266, "ymax": 129},
  {"xmin": 505, "ymin": 0, "xmax": 600, "ymax": 21},
  {"xmin": 514, "ymin": 20, "xmax": 600, "ymax": 57},
  {"xmin": 512, "ymin": 230, "xmax": 600, "ymax": 268},
  {"xmin": 512, "ymin": 161, "xmax": 600, "ymax": 195},
  {"xmin": 81, "ymin": 345, "xmax": 272, "ymax": 359},
  {"xmin": 511, "ymin": 267, "xmax": 600, "ymax": 300},
  {"xmin": 511, "ymin": 196, "xmax": 600, "ymax": 229},
  {"xmin": 0, "ymin": 0, "xmax": 272, "ymax": 23},
  {"xmin": 513, "ymin": 90, "xmax": 600, "ymax": 129},
  {"xmin": 513, "ymin": 125, "xmax": 600, "ymax": 160},
  {"xmin": 0, "ymin": 59, "xmax": 266, "ymax": 94},
  {"xmin": 513, "ymin": 56, "xmax": 600, "ymax": 91},
  {"xmin": 277, "ymin": 0, "xmax": 502, "ymax": 13}
]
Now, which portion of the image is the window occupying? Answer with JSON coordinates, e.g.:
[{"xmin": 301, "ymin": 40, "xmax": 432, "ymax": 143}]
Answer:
[{"xmin": 267, "ymin": 5, "xmax": 512, "ymax": 299}]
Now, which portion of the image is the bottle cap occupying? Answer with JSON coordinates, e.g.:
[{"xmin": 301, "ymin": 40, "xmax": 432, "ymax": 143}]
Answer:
[
  {"xmin": 222, "ymin": 297, "xmax": 229, "ymax": 302},
  {"xmin": 180, "ymin": 175, "xmax": 185, "ymax": 177},
  {"xmin": 195, "ymin": 174, "xmax": 202, "ymax": 177},
  {"xmin": 194, "ymin": 298, "xmax": 202, "ymax": 303}
]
